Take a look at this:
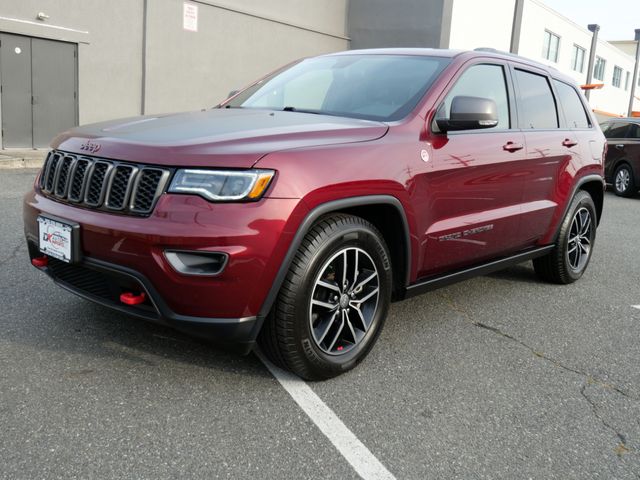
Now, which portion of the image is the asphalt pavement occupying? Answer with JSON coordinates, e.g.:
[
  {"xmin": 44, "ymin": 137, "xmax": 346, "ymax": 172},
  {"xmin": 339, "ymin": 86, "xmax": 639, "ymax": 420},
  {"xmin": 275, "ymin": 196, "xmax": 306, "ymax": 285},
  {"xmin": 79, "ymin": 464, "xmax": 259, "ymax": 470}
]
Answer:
[{"xmin": 1, "ymin": 169, "xmax": 639, "ymax": 479}]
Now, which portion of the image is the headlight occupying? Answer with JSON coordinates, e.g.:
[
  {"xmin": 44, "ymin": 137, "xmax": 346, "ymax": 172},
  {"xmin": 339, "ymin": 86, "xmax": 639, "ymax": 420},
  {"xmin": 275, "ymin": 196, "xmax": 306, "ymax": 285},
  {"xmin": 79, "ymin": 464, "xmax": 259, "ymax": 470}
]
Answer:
[{"xmin": 168, "ymin": 169, "xmax": 275, "ymax": 201}]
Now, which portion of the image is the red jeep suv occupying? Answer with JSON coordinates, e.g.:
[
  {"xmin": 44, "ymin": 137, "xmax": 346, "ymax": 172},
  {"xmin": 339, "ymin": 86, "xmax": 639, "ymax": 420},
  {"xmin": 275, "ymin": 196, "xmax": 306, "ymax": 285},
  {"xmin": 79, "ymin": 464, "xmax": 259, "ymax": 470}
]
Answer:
[{"xmin": 24, "ymin": 49, "xmax": 605, "ymax": 380}]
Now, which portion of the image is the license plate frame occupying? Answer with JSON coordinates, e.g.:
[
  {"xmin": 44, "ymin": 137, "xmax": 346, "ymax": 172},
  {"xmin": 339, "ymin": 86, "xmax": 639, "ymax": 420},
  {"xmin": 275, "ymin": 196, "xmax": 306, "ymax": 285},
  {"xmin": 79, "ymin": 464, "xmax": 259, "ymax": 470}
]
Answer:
[{"xmin": 37, "ymin": 215, "xmax": 81, "ymax": 264}]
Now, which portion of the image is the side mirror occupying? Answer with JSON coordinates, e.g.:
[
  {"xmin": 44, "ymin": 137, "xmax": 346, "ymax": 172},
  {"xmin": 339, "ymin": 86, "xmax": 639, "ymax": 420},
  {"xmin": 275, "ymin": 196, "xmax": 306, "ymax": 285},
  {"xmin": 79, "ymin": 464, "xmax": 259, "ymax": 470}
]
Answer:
[
  {"xmin": 436, "ymin": 96, "xmax": 499, "ymax": 132},
  {"xmin": 227, "ymin": 89, "xmax": 240, "ymax": 99}
]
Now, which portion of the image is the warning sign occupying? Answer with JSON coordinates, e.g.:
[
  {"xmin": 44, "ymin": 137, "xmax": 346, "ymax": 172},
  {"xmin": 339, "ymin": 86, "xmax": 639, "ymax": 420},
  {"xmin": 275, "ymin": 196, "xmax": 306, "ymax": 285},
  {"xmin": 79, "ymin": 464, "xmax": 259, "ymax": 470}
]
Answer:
[{"xmin": 183, "ymin": 2, "xmax": 198, "ymax": 32}]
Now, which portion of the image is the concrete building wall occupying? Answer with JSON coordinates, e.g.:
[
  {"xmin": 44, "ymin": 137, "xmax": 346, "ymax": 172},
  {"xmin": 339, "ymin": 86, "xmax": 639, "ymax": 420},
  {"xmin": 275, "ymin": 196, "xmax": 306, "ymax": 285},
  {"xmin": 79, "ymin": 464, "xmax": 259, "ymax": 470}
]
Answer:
[
  {"xmin": 0, "ymin": 0, "xmax": 144, "ymax": 134},
  {"xmin": 448, "ymin": 0, "xmax": 515, "ymax": 52},
  {"xmin": 145, "ymin": 0, "xmax": 348, "ymax": 115},
  {"xmin": 348, "ymin": 0, "xmax": 453, "ymax": 50},
  {"xmin": 0, "ymin": 0, "xmax": 348, "ymax": 147}
]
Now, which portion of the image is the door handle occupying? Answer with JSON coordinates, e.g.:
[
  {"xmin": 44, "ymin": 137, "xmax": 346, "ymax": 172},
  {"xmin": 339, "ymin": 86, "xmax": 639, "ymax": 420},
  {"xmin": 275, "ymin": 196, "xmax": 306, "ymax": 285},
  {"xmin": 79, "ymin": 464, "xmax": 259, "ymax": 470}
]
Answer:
[
  {"xmin": 615, "ymin": 144, "xmax": 625, "ymax": 150},
  {"xmin": 562, "ymin": 139, "xmax": 578, "ymax": 148},
  {"xmin": 503, "ymin": 141, "xmax": 524, "ymax": 152}
]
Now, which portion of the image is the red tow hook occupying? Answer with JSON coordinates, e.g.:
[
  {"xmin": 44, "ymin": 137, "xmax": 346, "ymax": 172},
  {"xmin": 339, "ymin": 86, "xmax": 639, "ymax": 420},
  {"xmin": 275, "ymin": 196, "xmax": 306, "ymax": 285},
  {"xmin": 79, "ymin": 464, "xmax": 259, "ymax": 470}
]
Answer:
[
  {"xmin": 31, "ymin": 256, "xmax": 49, "ymax": 267},
  {"xmin": 120, "ymin": 292, "xmax": 147, "ymax": 305}
]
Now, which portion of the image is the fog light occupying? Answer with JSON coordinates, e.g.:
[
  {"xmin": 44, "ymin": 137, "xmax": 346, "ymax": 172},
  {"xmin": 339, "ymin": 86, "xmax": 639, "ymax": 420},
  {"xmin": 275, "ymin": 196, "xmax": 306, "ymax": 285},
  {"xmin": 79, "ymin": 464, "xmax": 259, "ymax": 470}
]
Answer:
[{"xmin": 164, "ymin": 250, "xmax": 228, "ymax": 276}]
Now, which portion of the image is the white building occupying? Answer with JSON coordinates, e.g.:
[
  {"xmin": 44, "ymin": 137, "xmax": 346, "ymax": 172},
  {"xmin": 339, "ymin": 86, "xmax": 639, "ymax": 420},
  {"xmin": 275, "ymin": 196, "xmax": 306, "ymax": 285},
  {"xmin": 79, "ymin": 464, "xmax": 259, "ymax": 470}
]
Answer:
[{"xmin": 351, "ymin": 0, "xmax": 640, "ymax": 121}]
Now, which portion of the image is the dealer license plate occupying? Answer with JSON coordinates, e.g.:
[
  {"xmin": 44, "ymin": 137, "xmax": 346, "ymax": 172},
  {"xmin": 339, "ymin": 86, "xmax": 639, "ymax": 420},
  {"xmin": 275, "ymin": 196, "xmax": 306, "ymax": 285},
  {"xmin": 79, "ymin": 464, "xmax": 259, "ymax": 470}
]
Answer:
[{"xmin": 38, "ymin": 216, "xmax": 74, "ymax": 263}]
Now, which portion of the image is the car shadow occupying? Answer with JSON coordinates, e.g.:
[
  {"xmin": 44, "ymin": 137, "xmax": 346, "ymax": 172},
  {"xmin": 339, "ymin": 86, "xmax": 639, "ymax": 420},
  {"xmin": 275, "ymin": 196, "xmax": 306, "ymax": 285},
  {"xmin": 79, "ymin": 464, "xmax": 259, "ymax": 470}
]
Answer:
[
  {"xmin": 486, "ymin": 263, "xmax": 539, "ymax": 284},
  {"xmin": 8, "ymin": 292, "xmax": 270, "ymax": 379}
]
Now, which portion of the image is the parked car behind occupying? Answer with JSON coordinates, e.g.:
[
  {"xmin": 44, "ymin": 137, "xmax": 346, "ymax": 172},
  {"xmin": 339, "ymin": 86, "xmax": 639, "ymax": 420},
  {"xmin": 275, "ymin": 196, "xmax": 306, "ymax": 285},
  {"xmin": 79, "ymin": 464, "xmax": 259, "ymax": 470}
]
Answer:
[
  {"xmin": 601, "ymin": 118, "xmax": 640, "ymax": 197},
  {"xmin": 24, "ymin": 48, "xmax": 605, "ymax": 380}
]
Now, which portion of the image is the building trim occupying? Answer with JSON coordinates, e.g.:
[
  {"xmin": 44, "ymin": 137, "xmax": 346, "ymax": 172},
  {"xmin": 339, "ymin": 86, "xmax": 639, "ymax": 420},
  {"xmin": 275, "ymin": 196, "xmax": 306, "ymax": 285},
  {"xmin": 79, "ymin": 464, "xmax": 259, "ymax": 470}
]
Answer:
[
  {"xmin": 190, "ymin": 0, "xmax": 350, "ymax": 41},
  {"xmin": 439, "ymin": 0, "xmax": 455, "ymax": 49},
  {"xmin": 0, "ymin": 15, "xmax": 89, "ymax": 44}
]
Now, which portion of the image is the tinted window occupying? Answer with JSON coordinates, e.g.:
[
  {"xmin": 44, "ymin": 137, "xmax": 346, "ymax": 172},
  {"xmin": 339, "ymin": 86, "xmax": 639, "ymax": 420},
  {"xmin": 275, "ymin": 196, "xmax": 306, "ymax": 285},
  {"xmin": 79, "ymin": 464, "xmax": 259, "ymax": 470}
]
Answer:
[
  {"xmin": 226, "ymin": 55, "xmax": 450, "ymax": 122},
  {"xmin": 440, "ymin": 64, "xmax": 510, "ymax": 130},
  {"xmin": 552, "ymin": 80, "xmax": 591, "ymax": 128},
  {"xmin": 628, "ymin": 124, "xmax": 640, "ymax": 139},
  {"xmin": 604, "ymin": 123, "xmax": 631, "ymax": 139},
  {"xmin": 515, "ymin": 69, "xmax": 558, "ymax": 129}
]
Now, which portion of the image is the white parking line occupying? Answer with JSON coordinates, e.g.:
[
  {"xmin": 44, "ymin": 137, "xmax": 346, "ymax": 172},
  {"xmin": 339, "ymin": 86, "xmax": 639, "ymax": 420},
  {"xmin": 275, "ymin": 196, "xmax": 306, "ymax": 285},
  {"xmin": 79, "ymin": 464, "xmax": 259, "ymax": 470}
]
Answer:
[
  {"xmin": 256, "ymin": 351, "xmax": 396, "ymax": 480},
  {"xmin": 633, "ymin": 305, "xmax": 640, "ymax": 310}
]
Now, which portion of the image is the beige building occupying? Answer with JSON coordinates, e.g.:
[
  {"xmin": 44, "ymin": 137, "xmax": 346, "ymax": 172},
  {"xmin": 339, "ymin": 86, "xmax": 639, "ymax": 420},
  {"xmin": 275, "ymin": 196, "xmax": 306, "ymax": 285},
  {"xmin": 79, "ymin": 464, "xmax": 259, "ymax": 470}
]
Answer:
[{"xmin": 0, "ymin": 1, "xmax": 348, "ymax": 147}]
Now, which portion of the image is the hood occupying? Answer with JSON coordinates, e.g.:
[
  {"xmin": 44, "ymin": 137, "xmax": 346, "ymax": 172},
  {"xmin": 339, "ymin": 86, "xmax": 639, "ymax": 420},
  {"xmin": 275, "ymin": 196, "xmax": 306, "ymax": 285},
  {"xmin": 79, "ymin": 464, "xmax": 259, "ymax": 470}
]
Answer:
[{"xmin": 53, "ymin": 108, "xmax": 389, "ymax": 168}]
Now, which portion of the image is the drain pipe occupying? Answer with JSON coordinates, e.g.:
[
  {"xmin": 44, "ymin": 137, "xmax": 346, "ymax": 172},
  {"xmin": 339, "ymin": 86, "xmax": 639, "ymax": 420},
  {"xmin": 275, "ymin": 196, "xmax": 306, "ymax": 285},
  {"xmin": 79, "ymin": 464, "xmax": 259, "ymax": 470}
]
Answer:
[
  {"xmin": 585, "ymin": 24, "xmax": 600, "ymax": 100},
  {"xmin": 628, "ymin": 29, "xmax": 640, "ymax": 117}
]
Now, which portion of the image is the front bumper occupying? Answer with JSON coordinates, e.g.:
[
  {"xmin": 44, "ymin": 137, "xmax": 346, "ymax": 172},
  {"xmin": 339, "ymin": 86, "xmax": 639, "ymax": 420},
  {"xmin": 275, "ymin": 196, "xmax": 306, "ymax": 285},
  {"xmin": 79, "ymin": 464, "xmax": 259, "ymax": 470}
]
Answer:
[{"xmin": 24, "ymin": 187, "xmax": 306, "ymax": 348}]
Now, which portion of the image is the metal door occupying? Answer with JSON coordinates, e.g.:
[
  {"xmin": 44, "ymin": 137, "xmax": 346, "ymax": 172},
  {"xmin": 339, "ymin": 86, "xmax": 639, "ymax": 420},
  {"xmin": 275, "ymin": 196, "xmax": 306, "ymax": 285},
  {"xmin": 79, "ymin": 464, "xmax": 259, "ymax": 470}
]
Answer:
[
  {"xmin": 0, "ymin": 33, "xmax": 77, "ymax": 148},
  {"xmin": 0, "ymin": 34, "xmax": 32, "ymax": 147},
  {"xmin": 32, "ymin": 38, "xmax": 77, "ymax": 147}
]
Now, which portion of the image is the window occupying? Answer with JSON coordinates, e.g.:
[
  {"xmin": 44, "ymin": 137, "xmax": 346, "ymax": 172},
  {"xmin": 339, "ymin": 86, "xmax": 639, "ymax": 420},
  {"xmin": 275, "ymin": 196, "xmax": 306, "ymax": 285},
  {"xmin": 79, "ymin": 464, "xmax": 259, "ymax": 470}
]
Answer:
[
  {"xmin": 593, "ymin": 57, "xmax": 606, "ymax": 81},
  {"xmin": 625, "ymin": 71, "xmax": 630, "ymax": 91},
  {"xmin": 542, "ymin": 30, "xmax": 560, "ymax": 62},
  {"xmin": 571, "ymin": 45, "xmax": 586, "ymax": 73},
  {"xmin": 553, "ymin": 80, "xmax": 591, "ymax": 128},
  {"xmin": 629, "ymin": 124, "xmax": 640, "ymax": 139},
  {"xmin": 612, "ymin": 66, "xmax": 623, "ymax": 88},
  {"xmin": 515, "ymin": 69, "xmax": 558, "ymax": 129},
  {"xmin": 603, "ymin": 123, "xmax": 631, "ymax": 139},
  {"xmin": 438, "ymin": 64, "xmax": 511, "ymax": 130}
]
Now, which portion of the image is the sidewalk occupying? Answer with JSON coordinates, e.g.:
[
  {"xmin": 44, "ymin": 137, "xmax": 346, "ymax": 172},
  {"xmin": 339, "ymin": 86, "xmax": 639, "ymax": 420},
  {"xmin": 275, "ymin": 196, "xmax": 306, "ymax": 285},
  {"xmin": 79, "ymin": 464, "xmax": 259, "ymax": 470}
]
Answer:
[{"xmin": 0, "ymin": 149, "xmax": 48, "ymax": 169}]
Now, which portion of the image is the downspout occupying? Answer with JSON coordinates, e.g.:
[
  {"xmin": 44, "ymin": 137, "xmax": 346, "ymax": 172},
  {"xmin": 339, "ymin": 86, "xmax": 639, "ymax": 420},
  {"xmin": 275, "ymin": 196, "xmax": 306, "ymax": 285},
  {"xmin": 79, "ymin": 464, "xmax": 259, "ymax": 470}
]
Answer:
[
  {"xmin": 141, "ymin": 0, "xmax": 148, "ymax": 115},
  {"xmin": 627, "ymin": 29, "xmax": 640, "ymax": 117},
  {"xmin": 585, "ymin": 24, "xmax": 600, "ymax": 100},
  {"xmin": 510, "ymin": 0, "xmax": 525, "ymax": 54}
]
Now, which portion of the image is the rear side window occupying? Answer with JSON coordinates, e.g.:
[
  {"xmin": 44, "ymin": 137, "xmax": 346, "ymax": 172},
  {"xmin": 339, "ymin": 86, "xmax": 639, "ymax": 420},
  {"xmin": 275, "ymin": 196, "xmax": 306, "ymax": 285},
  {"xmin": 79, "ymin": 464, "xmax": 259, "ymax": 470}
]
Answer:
[
  {"xmin": 514, "ymin": 69, "xmax": 558, "ymax": 129},
  {"xmin": 604, "ymin": 123, "xmax": 631, "ymax": 139},
  {"xmin": 552, "ymin": 80, "xmax": 591, "ymax": 128},
  {"xmin": 628, "ymin": 124, "xmax": 640, "ymax": 139},
  {"xmin": 440, "ymin": 64, "xmax": 511, "ymax": 130}
]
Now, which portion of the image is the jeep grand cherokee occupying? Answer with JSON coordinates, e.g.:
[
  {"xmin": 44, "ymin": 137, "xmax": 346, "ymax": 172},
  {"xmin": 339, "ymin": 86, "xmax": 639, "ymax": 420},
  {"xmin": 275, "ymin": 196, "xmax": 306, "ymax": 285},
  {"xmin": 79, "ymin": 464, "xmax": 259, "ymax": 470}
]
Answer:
[{"xmin": 24, "ymin": 48, "xmax": 606, "ymax": 380}]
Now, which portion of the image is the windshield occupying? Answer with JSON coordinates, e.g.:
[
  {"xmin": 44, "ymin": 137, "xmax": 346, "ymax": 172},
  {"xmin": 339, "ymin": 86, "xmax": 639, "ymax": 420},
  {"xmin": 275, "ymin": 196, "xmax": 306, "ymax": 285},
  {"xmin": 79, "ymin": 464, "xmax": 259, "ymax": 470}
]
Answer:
[{"xmin": 224, "ymin": 55, "xmax": 450, "ymax": 122}]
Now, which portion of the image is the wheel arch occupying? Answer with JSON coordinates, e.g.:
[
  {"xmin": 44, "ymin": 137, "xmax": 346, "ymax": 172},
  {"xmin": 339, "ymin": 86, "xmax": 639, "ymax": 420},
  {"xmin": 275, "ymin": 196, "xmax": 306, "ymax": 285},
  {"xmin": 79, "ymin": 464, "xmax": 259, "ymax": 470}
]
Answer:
[
  {"xmin": 579, "ymin": 177, "xmax": 604, "ymax": 226},
  {"xmin": 256, "ymin": 195, "xmax": 411, "ymax": 325}
]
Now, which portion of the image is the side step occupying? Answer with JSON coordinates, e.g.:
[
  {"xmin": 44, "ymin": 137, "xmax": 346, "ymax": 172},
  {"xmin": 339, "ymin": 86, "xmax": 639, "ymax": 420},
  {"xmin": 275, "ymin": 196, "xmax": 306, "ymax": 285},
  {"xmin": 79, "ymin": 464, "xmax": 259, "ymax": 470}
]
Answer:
[{"xmin": 404, "ymin": 245, "xmax": 554, "ymax": 299}]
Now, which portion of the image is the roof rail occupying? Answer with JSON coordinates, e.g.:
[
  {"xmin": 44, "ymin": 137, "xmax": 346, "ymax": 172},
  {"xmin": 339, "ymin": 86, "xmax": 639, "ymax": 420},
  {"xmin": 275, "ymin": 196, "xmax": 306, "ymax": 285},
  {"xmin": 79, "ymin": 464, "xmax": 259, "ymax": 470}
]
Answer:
[{"xmin": 473, "ymin": 47, "xmax": 557, "ymax": 71}]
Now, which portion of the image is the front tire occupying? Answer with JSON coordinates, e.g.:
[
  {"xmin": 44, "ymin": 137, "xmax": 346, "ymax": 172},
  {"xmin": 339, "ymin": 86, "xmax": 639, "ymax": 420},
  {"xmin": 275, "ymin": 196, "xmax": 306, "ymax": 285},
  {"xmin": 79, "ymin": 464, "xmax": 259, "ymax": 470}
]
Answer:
[
  {"xmin": 259, "ymin": 214, "xmax": 392, "ymax": 380},
  {"xmin": 533, "ymin": 190, "xmax": 596, "ymax": 284},
  {"xmin": 613, "ymin": 164, "xmax": 636, "ymax": 197}
]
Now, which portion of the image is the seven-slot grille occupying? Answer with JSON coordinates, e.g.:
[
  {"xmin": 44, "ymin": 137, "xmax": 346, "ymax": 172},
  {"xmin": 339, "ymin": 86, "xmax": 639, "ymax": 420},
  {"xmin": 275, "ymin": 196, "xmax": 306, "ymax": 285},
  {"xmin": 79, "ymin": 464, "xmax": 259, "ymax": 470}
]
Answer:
[{"xmin": 39, "ymin": 151, "xmax": 171, "ymax": 215}]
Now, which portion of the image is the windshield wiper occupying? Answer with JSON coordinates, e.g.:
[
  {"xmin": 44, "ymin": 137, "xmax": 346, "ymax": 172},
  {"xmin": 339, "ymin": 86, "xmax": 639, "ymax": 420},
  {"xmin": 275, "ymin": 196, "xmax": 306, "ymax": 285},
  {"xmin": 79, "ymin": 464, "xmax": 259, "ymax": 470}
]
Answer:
[{"xmin": 282, "ymin": 106, "xmax": 322, "ymax": 115}]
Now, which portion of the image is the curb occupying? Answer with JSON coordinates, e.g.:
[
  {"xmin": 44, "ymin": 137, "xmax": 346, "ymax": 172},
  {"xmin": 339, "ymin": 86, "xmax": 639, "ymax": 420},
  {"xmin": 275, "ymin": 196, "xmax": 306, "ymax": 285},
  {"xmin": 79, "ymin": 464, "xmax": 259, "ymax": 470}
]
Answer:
[{"xmin": 0, "ymin": 152, "xmax": 47, "ymax": 169}]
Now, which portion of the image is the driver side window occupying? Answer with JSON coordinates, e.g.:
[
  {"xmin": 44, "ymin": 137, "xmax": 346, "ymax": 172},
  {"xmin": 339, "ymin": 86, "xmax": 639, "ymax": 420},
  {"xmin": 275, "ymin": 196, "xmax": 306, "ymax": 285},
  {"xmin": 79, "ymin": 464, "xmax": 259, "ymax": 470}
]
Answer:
[{"xmin": 439, "ymin": 64, "xmax": 511, "ymax": 130}]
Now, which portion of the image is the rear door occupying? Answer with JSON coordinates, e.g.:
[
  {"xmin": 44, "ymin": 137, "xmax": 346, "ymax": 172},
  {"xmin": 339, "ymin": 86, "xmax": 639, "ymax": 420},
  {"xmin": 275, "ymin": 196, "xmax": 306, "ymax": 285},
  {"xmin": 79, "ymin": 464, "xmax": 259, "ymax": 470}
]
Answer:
[
  {"xmin": 419, "ymin": 61, "xmax": 527, "ymax": 277},
  {"xmin": 603, "ymin": 122, "xmax": 640, "ymax": 184},
  {"xmin": 511, "ymin": 66, "xmax": 575, "ymax": 244}
]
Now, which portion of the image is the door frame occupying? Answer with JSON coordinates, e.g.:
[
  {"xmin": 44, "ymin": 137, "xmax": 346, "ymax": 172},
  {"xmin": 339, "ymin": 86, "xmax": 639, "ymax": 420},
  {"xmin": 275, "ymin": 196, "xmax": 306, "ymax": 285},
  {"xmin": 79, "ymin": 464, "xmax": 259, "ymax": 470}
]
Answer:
[{"xmin": 0, "ymin": 32, "xmax": 78, "ymax": 149}]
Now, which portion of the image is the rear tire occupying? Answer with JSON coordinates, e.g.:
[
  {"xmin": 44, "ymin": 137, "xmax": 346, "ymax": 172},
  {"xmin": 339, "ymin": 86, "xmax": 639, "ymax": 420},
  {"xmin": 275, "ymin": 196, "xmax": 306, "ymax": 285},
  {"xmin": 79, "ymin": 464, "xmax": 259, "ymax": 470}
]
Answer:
[
  {"xmin": 533, "ymin": 190, "xmax": 596, "ymax": 284},
  {"xmin": 613, "ymin": 164, "xmax": 636, "ymax": 197},
  {"xmin": 259, "ymin": 214, "xmax": 392, "ymax": 380}
]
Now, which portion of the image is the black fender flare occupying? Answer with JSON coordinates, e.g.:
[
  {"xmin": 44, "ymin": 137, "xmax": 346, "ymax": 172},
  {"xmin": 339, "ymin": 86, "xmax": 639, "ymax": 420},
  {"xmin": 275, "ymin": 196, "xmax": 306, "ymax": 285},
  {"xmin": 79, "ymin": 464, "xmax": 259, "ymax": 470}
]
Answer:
[
  {"xmin": 253, "ymin": 195, "xmax": 412, "ymax": 332},
  {"xmin": 552, "ymin": 174, "xmax": 604, "ymax": 243}
]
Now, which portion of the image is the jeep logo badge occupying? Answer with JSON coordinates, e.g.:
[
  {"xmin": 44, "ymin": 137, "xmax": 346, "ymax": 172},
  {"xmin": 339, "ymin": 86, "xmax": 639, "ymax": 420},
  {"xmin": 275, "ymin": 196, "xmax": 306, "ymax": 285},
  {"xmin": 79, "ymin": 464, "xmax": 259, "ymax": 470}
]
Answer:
[{"xmin": 80, "ymin": 141, "xmax": 101, "ymax": 153}]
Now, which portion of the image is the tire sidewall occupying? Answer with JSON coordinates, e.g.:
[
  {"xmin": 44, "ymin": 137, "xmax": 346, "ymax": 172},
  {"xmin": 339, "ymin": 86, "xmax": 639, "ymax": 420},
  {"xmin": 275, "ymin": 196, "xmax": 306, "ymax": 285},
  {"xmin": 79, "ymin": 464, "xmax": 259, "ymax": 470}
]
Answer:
[{"xmin": 291, "ymin": 222, "xmax": 392, "ymax": 376}]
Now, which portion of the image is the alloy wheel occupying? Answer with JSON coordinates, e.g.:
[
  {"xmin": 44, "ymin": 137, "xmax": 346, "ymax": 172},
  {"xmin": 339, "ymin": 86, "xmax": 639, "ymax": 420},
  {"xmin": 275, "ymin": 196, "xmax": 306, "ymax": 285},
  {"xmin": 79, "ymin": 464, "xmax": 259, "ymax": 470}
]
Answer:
[
  {"xmin": 566, "ymin": 207, "xmax": 593, "ymax": 272},
  {"xmin": 615, "ymin": 168, "xmax": 630, "ymax": 194},
  {"xmin": 309, "ymin": 247, "xmax": 380, "ymax": 355}
]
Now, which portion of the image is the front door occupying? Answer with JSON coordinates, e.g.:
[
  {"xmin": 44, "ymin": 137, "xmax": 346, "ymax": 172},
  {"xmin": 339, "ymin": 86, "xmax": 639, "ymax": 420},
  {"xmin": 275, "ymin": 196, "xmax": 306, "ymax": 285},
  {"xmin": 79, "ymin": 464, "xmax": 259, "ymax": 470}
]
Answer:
[
  {"xmin": 419, "ymin": 62, "xmax": 528, "ymax": 277},
  {"xmin": 0, "ymin": 33, "xmax": 77, "ymax": 148}
]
